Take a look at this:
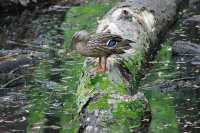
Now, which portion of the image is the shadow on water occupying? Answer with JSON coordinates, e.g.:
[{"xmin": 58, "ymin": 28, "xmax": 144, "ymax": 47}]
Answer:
[{"xmin": 140, "ymin": 1, "xmax": 200, "ymax": 133}]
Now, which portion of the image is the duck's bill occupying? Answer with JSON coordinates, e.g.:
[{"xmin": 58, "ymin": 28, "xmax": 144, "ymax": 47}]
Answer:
[
  {"xmin": 126, "ymin": 39, "xmax": 136, "ymax": 43},
  {"xmin": 70, "ymin": 42, "xmax": 75, "ymax": 51}
]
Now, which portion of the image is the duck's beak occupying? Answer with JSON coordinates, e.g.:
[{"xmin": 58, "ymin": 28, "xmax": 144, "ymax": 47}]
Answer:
[
  {"xmin": 70, "ymin": 42, "xmax": 76, "ymax": 51},
  {"xmin": 127, "ymin": 39, "xmax": 136, "ymax": 43},
  {"xmin": 70, "ymin": 34, "xmax": 76, "ymax": 51}
]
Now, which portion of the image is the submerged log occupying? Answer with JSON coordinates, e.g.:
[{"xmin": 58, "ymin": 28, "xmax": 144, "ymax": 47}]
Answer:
[{"xmin": 77, "ymin": 0, "xmax": 181, "ymax": 132}]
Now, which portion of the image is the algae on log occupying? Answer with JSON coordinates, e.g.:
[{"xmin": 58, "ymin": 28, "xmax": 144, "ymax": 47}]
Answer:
[{"xmin": 77, "ymin": 0, "xmax": 180, "ymax": 132}]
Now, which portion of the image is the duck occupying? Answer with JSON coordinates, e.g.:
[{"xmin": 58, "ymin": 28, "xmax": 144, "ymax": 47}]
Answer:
[{"xmin": 71, "ymin": 30, "xmax": 135, "ymax": 73}]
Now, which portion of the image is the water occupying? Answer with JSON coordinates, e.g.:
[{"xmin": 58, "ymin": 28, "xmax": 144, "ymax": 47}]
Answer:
[{"xmin": 140, "ymin": 3, "xmax": 200, "ymax": 133}]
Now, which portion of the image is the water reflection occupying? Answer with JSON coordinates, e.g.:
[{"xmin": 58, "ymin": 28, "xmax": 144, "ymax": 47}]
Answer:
[
  {"xmin": 140, "ymin": 3, "xmax": 200, "ymax": 132},
  {"xmin": 26, "ymin": 52, "xmax": 84, "ymax": 132}
]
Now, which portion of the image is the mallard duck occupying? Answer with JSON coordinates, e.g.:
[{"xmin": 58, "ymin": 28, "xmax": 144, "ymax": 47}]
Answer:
[{"xmin": 71, "ymin": 30, "xmax": 135, "ymax": 72}]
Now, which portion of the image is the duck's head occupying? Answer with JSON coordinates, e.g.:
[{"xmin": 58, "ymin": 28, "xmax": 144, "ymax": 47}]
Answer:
[{"xmin": 71, "ymin": 30, "xmax": 90, "ymax": 50}]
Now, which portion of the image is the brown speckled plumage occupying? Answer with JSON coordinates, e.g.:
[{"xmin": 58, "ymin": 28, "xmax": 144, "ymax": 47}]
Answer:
[{"xmin": 71, "ymin": 30, "xmax": 135, "ymax": 72}]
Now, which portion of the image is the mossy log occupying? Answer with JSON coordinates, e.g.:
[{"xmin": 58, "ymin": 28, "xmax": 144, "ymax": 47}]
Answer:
[{"xmin": 77, "ymin": 0, "xmax": 181, "ymax": 132}]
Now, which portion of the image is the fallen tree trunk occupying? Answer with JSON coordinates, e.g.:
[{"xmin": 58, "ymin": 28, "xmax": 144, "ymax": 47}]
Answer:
[{"xmin": 77, "ymin": 0, "xmax": 181, "ymax": 132}]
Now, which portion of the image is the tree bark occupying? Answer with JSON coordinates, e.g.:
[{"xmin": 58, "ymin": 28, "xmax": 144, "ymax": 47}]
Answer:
[{"xmin": 77, "ymin": 0, "xmax": 182, "ymax": 132}]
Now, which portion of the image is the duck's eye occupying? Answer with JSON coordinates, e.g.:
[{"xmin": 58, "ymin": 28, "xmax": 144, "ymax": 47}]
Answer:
[{"xmin": 107, "ymin": 39, "xmax": 117, "ymax": 48}]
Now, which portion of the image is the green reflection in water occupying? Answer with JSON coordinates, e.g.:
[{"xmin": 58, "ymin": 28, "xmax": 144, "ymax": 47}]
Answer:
[
  {"xmin": 140, "ymin": 40, "xmax": 179, "ymax": 133},
  {"xmin": 26, "ymin": 1, "xmax": 117, "ymax": 132}
]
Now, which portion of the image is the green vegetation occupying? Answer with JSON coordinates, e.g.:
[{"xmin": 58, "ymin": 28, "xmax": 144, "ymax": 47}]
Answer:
[
  {"xmin": 77, "ymin": 73, "xmax": 128, "ymax": 112},
  {"xmin": 124, "ymin": 50, "xmax": 145, "ymax": 88},
  {"xmin": 111, "ymin": 99, "xmax": 146, "ymax": 132}
]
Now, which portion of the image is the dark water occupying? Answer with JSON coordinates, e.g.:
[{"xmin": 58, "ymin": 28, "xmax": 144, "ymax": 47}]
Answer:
[
  {"xmin": 0, "ymin": 3, "xmax": 73, "ymax": 132},
  {"xmin": 140, "ymin": 2, "xmax": 200, "ymax": 133}
]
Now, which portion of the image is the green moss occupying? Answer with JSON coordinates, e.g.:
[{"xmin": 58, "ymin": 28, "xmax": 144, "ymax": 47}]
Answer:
[
  {"xmin": 76, "ymin": 62, "xmax": 148, "ymax": 132},
  {"xmin": 77, "ymin": 72, "xmax": 129, "ymax": 112},
  {"xmin": 77, "ymin": 63, "xmax": 147, "ymax": 131},
  {"xmin": 157, "ymin": 40, "xmax": 172, "ymax": 64},
  {"xmin": 123, "ymin": 50, "xmax": 145, "ymax": 87},
  {"xmin": 110, "ymin": 100, "xmax": 145, "ymax": 132},
  {"xmin": 88, "ymin": 95, "xmax": 110, "ymax": 112},
  {"xmin": 112, "ymin": 100, "xmax": 144, "ymax": 120},
  {"xmin": 86, "ymin": 93, "xmax": 147, "ymax": 132}
]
